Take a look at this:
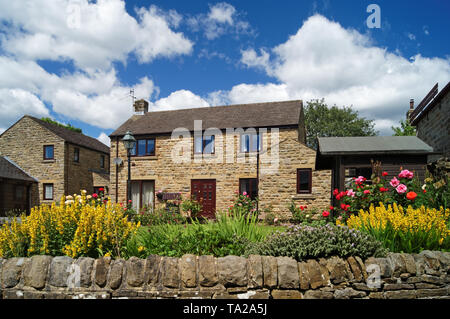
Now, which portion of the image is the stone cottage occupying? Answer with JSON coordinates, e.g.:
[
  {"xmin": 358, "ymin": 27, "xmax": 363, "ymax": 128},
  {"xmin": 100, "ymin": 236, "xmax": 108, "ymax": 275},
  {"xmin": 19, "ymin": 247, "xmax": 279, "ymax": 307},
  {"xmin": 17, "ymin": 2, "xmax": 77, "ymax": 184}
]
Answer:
[
  {"xmin": 0, "ymin": 115, "xmax": 110, "ymax": 211},
  {"xmin": 109, "ymin": 99, "xmax": 331, "ymax": 219}
]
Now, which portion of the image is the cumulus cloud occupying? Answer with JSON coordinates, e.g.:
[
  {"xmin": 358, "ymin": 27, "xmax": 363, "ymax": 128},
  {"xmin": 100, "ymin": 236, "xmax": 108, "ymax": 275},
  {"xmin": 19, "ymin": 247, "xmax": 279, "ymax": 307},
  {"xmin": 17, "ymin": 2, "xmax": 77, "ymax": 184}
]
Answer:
[
  {"xmin": 0, "ymin": 0, "xmax": 191, "ymax": 130},
  {"xmin": 187, "ymin": 2, "xmax": 254, "ymax": 40},
  {"xmin": 0, "ymin": 88, "xmax": 50, "ymax": 126},
  {"xmin": 235, "ymin": 14, "xmax": 450, "ymax": 134},
  {"xmin": 152, "ymin": 90, "xmax": 210, "ymax": 111},
  {"xmin": 0, "ymin": 0, "xmax": 193, "ymax": 71}
]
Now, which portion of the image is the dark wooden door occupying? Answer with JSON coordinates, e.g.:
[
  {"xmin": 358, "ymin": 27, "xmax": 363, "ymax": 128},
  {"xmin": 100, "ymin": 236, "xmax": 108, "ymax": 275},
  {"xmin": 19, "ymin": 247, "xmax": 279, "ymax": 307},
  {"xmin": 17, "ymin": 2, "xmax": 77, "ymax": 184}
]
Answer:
[{"xmin": 191, "ymin": 179, "xmax": 216, "ymax": 219}]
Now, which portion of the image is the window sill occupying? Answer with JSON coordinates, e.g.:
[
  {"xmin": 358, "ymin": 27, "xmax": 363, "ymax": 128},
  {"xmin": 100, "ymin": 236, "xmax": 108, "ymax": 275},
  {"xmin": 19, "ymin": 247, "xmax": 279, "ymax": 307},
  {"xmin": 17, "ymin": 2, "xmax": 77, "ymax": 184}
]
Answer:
[
  {"xmin": 42, "ymin": 159, "xmax": 55, "ymax": 163},
  {"xmin": 132, "ymin": 156, "xmax": 158, "ymax": 161},
  {"xmin": 292, "ymin": 194, "xmax": 316, "ymax": 200}
]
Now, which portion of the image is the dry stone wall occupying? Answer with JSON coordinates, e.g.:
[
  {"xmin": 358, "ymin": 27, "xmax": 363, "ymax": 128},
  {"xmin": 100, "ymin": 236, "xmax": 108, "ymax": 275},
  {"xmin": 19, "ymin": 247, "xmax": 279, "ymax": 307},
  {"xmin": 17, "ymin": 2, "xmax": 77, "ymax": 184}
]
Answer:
[{"xmin": 1, "ymin": 251, "xmax": 449, "ymax": 299}]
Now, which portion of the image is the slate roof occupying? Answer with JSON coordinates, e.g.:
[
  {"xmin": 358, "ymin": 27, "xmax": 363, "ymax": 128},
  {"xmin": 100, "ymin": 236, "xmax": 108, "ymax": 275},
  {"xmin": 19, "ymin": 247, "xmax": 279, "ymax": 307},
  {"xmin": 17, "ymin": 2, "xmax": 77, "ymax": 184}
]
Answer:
[
  {"xmin": 410, "ymin": 81, "xmax": 450, "ymax": 126},
  {"xmin": 26, "ymin": 116, "xmax": 110, "ymax": 154},
  {"xmin": 317, "ymin": 136, "xmax": 434, "ymax": 155},
  {"xmin": 110, "ymin": 100, "xmax": 303, "ymax": 137},
  {"xmin": 0, "ymin": 156, "xmax": 38, "ymax": 182}
]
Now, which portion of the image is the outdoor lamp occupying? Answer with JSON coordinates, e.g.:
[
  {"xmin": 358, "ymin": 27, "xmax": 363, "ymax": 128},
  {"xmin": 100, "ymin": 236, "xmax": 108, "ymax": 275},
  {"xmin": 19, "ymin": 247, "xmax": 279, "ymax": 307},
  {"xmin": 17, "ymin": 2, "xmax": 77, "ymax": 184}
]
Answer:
[{"xmin": 121, "ymin": 130, "xmax": 136, "ymax": 205}]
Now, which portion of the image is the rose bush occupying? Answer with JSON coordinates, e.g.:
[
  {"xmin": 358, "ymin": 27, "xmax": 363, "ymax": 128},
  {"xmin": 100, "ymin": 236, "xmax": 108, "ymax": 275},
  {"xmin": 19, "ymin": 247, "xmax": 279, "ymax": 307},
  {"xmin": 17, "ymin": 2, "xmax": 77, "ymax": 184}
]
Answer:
[{"xmin": 332, "ymin": 168, "xmax": 429, "ymax": 222}]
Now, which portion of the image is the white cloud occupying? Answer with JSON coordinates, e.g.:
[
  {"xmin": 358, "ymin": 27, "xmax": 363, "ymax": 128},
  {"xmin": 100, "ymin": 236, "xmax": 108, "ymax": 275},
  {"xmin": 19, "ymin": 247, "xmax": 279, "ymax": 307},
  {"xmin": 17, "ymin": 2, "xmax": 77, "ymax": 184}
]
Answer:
[
  {"xmin": 407, "ymin": 33, "xmax": 416, "ymax": 41},
  {"xmin": 0, "ymin": 56, "xmax": 157, "ymax": 130},
  {"xmin": 152, "ymin": 90, "xmax": 210, "ymax": 111},
  {"xmin": 208, "ymin": 2, "xmax": 236, "ymax": 25},
  {"xmin": 234, "ymin": 14, "xmax": 450, "ymax": 135},
  {"xmin": 0, "ymin": 88, "xmax": 50, "ymax": 127},
  {"xmin": 97, "ymin": 132, "xmax": 111, "ymax": 147},
  {"xmin": 240, "ymin": 48, "xmax": 271, "ymax": 72},
  {"xmin": 187, "ymin": 2, "xmax": 254, "ymax": 40},
  {"xmin": 0, "ymin": 0, "xmax": 193, "ymax": 71},
  {"xmin": 0, "ymin": 1, "xmax": 191, "ymax": 130}
]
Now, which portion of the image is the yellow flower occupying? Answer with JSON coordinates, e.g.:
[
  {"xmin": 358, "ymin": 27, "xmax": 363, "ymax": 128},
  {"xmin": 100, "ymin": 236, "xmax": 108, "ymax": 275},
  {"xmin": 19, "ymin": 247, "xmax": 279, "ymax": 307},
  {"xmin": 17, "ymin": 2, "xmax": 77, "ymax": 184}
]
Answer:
[{"xmin": 138, "ymin": 246, "xmax": 145, "ymax": 253}]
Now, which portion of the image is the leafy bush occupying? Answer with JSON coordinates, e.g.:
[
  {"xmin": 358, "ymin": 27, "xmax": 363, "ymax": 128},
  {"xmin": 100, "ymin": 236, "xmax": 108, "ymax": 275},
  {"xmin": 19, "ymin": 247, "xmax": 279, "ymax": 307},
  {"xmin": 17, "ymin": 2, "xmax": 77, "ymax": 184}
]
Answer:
[
  {"xmin": 344, "ymin": 203, "xmax": 450, "ymax": 253},
  {"xmin": 0, "ymin": 191, "xmax": 140, "ymax": 258},
  {"xmin": 422, "ymin": 158, "xmax": 450, "ymax": 210},
  {"xmin": 244, "ymin": 224, "xmax": 387, "ymax": 261},
  {"xmin": 125, "ymin": 210, "xmax": 282, "ymax": 258},
  {"xmin": 180, "ymin": 196, "xmax": 203, "ymax": 219},
  {"xmin": 131, "ymin": 207, "xmax": 186, "ymax": 226},
  {"xmin": 228, "ymin": 192, "xmax": 258, "ymax": 218}
]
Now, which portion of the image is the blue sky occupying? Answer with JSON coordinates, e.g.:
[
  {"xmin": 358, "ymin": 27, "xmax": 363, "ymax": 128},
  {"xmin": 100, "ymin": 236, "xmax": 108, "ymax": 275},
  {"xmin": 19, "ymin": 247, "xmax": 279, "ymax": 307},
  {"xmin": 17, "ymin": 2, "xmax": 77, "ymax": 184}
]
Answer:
[{"xmin": 0, "ymin": 0, "xmax": 449, "ymax": 146}]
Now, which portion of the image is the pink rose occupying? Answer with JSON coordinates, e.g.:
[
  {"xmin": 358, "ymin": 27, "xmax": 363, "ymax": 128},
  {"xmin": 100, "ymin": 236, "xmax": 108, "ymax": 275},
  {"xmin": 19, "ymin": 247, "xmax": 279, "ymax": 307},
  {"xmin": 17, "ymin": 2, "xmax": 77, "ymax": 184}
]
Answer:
[
  {"xmin": 363, "ymin": 190, "xmax": 371, "ymax": 195},
  {"xmin": 398, "ymin": 169, "xmax": 414, "ymax": 179},
  {"xmin": 390, "ymin": 177, "xmax": 400, "ymax": 188},
  {"xmin": 243, "ymin": 191, "xmax": 247, "ymax": 196},
  {"xmin": 354, "ymin": 176, "xmax": 366, "ymax": 184},
  {"xmin": 346, "ymin": 189, "xmax": 356, "ymax": 197},
  {"xmin": 396, "ymin": 184, "xmax": 407, "ymax": 194}
]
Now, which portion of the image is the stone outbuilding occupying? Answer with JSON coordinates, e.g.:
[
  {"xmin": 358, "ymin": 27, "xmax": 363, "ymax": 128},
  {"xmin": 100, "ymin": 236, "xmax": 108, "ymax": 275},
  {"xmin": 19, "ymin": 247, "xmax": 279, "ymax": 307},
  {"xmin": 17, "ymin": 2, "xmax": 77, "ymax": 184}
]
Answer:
[
  {"xmin": 0, "ymin": 115, "xmax": 110, "ymax": 211},
  {"xmin": 0, "ymin": 156, "xmax": 38, "ymax": 216},
  {"xmin": 109, "ymin": 99, "xmax": 331, "ymax": 219}
]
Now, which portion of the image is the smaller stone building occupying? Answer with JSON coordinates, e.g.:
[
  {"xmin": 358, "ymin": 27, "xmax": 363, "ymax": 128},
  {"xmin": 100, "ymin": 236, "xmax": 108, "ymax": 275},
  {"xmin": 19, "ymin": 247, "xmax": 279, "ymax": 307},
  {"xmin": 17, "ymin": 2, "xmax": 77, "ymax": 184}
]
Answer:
[
  {"xmin": 0, "ymin": 156, "xmax": 38, "ymax": 216},
  {"xmin": 0, "ymin": 116, "xmax": 110, "ymax": 211}
]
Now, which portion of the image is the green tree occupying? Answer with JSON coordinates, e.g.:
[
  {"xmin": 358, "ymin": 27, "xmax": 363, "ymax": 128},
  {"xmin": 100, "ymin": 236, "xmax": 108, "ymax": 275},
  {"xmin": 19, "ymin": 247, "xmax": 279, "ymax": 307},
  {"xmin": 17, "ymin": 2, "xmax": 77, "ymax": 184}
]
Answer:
[
  {"xmin": 304, "ymin": 99, "xmax": 377, "ymax": 150},
  {"xmin": 391, "ymin": 119, "xmax": 416, "ymax": 136}
]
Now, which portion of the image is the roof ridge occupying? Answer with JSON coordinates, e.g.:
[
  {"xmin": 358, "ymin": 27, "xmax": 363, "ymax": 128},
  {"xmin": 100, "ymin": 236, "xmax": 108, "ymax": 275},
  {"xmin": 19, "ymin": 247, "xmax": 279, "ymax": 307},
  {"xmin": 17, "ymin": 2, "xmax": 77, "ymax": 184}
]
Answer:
[{"xmin": 144, "ymin": 99, "xmax": 303, "ymax": 115}]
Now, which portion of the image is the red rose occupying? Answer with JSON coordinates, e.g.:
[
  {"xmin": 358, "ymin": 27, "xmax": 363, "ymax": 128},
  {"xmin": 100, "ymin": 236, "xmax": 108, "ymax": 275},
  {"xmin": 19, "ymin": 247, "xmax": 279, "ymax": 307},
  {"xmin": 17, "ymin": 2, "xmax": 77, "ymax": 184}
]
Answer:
[
  {"xmin": 300, "ymin": 206, "xmax": 305, "ymax": 211},
  {"xmin": 406, "ymin": 191, "xmax": 417, "ymax": 200},
  {"xmin": 379, "ymin": 187, "xmax": 388, "ymax": 192},
  {"xmin": 423, "ymin": 189, "xmax": 426, "ymax": 193},
  {"xmin": 92, "ymin": 193, "xmax": 98, "ymax": 198},
  {"xmin": 333, "ymin": 189, "xmax": 339, "ymax": 196},
  {"xmin": 341, "ymin": 203, "xmax": 347, "ymax": 210},
  {"xmin": 363, "ymin": 190, "xmax": 370, "ymax": 195},
  {"xmin": 329, "ymin": 206, "xmax": 334, "ymax": 211},
  {"xmin": 99, "ymin": 188, "xmax": 104, "ymax": 192},
  {"xmin": 322, "ymin": 211, "xmax": 330, "ymax": 217},
  {"xmin": 382, "ymin": 172, "xmax": 388, "ymax": 176}
]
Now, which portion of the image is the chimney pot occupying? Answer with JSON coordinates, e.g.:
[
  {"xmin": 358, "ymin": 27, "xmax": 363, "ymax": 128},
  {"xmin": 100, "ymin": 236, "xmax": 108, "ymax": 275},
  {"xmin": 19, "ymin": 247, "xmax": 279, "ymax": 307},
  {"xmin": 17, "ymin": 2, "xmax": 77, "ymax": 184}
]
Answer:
[
  {"xmin": 133, "ymin": 99, "xmax": 149, "ymax": 115},
  {"xmin": 410, "ymin": 99, "xmax": 414, "ymax": 109}
]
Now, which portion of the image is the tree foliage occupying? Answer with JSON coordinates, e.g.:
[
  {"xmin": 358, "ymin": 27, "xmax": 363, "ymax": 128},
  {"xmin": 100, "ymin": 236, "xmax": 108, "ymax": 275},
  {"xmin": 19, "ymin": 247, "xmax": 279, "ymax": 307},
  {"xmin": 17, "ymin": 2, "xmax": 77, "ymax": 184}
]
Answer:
[
  {"xmin": 391, "ymin": 119, "xmax": 416, "ymax": 136},
  {"xmin": 304, "ymin": 99, "xmax": 377, "ymax": 150}
]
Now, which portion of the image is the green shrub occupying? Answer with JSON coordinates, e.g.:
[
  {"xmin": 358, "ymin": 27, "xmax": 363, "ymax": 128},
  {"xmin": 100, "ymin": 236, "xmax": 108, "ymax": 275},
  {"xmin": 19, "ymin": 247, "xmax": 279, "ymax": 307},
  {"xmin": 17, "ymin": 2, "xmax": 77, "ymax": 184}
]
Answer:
[
  {"xmin": 244, "ymin": 224, "xmax": 387, "ymax": 261},
  {"xmin": 125, "ymin": 210, "xmax": 283, "ymax": 258}
]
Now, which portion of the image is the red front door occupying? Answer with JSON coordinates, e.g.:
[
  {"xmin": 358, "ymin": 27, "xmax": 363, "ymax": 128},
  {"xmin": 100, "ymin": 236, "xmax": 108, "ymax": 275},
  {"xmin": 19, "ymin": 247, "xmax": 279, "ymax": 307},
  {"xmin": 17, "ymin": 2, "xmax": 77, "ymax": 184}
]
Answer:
[{"xmin": 191, "ymin": 179, "xmax": 216, "ymax": 219}]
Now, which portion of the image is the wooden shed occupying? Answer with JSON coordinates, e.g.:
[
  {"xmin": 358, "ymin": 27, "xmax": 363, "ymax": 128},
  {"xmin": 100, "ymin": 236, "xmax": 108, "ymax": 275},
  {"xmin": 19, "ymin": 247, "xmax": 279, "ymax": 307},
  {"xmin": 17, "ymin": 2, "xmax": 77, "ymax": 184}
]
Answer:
[{"xmin": 315, "ymin": 136, "xmax": 435, "ymax": 196}]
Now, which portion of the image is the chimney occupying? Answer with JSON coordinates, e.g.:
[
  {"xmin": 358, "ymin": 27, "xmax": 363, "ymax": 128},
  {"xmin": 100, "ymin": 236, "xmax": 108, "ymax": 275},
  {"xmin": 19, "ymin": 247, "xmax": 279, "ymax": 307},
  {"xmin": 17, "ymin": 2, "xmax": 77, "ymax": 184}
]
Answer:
[
  {"xmin": 133, "ymin": 99, "xmax": 149, "ymax": 115},
  {"xmin": 406, "ymin": 98, "xmax": 414, "ymax": 120}
]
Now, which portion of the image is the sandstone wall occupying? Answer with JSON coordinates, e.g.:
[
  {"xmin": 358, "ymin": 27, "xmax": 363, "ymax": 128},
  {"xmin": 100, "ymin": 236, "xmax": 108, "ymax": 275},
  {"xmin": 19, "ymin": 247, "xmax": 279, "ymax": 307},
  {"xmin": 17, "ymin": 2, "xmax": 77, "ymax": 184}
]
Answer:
[
  {"xmin": 66, "ymin": 143, "xmax": 110, "ymax": 195},
  {"xmin": 416, "ymin": 90, "xmax": 450, "ymax": 158},
  {"xmin": 110, "ymin": 127, "xmax": 331, "ymax": 218},
  {"xmin": 1, "ymin": 251, "xmax": 448, "ymax": 299}
]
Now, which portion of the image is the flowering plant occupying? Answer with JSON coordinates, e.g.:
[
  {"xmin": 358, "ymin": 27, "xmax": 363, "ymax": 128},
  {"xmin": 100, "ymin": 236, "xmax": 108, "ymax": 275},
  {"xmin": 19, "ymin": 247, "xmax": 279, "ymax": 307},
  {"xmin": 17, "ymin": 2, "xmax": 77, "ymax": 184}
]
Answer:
[
  {"xmin": 228, "ymin": 191, "xmax": 258, "ymax": 218},
  {"xmin": 333, "ymin": 165, "xmax": 427, "ymax": 222}
]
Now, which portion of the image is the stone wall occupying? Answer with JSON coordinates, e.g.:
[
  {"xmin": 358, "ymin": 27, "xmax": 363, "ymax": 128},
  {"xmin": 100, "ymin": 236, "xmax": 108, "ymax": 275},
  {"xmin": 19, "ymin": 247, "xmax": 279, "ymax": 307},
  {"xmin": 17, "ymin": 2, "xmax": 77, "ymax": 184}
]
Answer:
[
  {"xmin": 66, "ymin": 143, "xmax": 110, "ymax": 195},
  {"xmin": 1, "ymin": 251, "xmax": 448, "ymax": 299},
  {"xmin": 415, "ymin": 89, "xmax": 450, "ymax": 158},
  {"xmin": 110, "ymin": 127, "xmax": 331, "ymax": 218}
]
